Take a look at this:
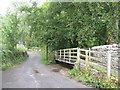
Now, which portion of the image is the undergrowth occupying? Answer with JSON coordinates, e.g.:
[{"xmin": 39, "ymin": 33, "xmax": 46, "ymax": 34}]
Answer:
[
  {"xmin": 68, "ymin": 67, "xmax": 119, "ymax": 88},
  {"xmin": 1, "ymin": 51, "xmax": 28, "ymax": 70}
]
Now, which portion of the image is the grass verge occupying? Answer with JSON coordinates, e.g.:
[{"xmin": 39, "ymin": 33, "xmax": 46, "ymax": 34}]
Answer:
[{"xmin": 68, "ymin": 67, "xmax": 119, "ymax": 88}]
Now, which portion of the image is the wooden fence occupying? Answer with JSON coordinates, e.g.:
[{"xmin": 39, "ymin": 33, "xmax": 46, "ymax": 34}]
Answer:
[{"xmin": 55, "ymin": 47, "xmax": 119, "ymax": 79}]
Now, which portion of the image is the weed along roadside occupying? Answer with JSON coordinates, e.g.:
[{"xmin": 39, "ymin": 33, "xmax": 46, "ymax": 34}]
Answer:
[
  {"xmin": 68, "ymin": 64, "xmax": 119, "ymax": 88},
  {"xmin": 1, "ymin": 51, "xmax": 28, "ymax": 71},
  {"xmin": 68, "ymin": 67, "xmax": 118, "ymax": 88},
  {"xmin": 1, "ymin": 42, "xmax": 28, "ymax": 71}
]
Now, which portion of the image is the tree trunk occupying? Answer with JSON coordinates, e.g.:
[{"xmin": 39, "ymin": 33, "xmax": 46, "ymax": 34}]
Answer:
[{"xmin": 46, "ymin": 43, "xmax": 48, "ymax": 61}]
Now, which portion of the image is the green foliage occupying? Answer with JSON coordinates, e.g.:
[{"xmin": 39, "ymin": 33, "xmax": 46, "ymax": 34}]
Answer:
[
  {"xmin": 41, "ymin": 2, "xmax": 119, "ymax": 49},
  {"xmin": 17, "ymin": 2, "xmax": 120, "ymax": 50},
  {"xmin": 1, "ymin": 51, "xmax": 27, "ymax": 70},
  {"xmin": 68, "ymin": 68, "xmax": 118, "ymax": 88},
  {"xmin": 90, "ymin": 65, "xmax": 106, "ymax": 73},
  {"xmin": 36, "ymin": 51, "xmax": 51, "ymax": 65},
  {"xmin": 2, "ymin": 1, "xmax": 119, "ymax": 50},
  {"xmin": 16, "ymin": 44, "xmax": 28, "ymax": 51},
  {"xmin": 0, "ymin": 4, "xmax": 28, "ymax": 70}
]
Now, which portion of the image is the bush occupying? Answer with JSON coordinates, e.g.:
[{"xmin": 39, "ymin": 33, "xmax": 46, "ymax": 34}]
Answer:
[{"xmin": 1, "ymin": 50, "xmax": 28, "ymax": 70}]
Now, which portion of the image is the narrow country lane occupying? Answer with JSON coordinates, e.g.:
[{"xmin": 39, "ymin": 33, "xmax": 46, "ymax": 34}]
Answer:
[{"xmin": 2, "ymin": 52, "xmax": 91, "ymax": 88}]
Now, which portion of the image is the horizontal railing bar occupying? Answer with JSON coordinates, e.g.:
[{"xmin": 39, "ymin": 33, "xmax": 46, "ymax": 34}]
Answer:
[
  {"xmin": 57, "ymin": 48, "xmax": 78, "ymax": 51},
  {"xmin": 57, "ymin": 52, "xmax": 77, "ymax": 54},
  {"xmin": 79, "ymin": 49, "xmax": 88, "ymax": 52},
  {"xmin": 64, "ymin": 58, "xmax": 77, "ymax": 61},
  {"xmin": 80, "ymin": 54, "xmax": 86, "ymax": 57},
  {"xmin": 56, "ymin": 57, "xmax": 77, "ymax": 61},
  {"xmin": 57, "ymin": 55, "xmax": 77, "ymax": 57},
  {"xmin": 89, "ymin": 51, "xmax": 106, "ymax": 54},
  {"xmin": 63, "ymin": 52, "xmax": 77, "ymax": 54}
]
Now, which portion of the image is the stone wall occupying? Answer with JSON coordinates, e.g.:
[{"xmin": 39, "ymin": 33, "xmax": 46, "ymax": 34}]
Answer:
[{"xmin": 91, "ymin": 44, "xmax": 120, "ymax": 75}]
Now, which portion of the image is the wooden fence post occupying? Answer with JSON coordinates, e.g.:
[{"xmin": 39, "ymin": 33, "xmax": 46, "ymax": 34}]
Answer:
[
  {"xmin": 69, "ymin": 49, "xmax": 71, "ymax": 62},
  {"xmin": 107, "ymin": 51, "xmax": 111, "ymax": 79},
  {"xmin": 85, "ymin": 50, "xmax": 89, "ymax": 70},
  {"xmin": 89, "ymin": 48, "xmax": 91, "ymax": 60},
  {"xmin": 60, "ymin": 50, "xmax": 61, "ymax": 59},
  {"xmin": 77, "ymin": 48, "xmax": 80, "ymax": 70},
  {"xmin": 64, "ymin": 49, "xmax": 65, "ymax": 60}
]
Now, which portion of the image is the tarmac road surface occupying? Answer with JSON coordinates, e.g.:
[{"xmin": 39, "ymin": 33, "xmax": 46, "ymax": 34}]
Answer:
[{"xmin": 2, "ymin": 52, "xmax": 91, "ymax": 88}]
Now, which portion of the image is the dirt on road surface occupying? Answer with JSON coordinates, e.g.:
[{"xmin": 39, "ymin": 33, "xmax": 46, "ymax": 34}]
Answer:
[{"xmin": 2, "ymin": 52, "xmax": 92, "ymax": 88}]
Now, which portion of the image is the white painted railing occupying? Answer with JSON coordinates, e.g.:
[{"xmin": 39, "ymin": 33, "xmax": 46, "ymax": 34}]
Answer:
[{"xmin": 55, "ymin": 47, "xmax": 119, "ymax": 79}]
